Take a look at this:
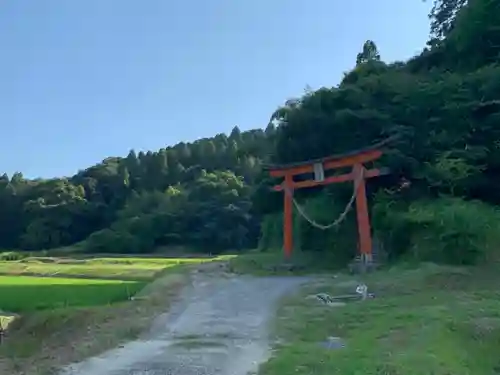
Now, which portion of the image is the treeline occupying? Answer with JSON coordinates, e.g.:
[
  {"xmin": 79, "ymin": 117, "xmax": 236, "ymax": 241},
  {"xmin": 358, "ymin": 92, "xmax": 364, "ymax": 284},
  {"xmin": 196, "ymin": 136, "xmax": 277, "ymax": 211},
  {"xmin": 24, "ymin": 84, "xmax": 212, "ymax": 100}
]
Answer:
[
  {"xmin": 0, "ymin": 126, "xmax": 277, "ymax": 253},
  {"xmin": 2, "ymin": 0, "xmax": 500, "ymax": 264}
]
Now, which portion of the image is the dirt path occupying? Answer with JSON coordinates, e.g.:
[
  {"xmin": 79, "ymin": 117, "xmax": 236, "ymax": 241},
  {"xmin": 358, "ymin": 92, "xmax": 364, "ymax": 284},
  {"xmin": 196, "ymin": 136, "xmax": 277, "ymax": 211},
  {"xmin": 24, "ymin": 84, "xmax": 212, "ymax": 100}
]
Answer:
[{"xmin": 58, "ymin": 271, "xmax": 307, "ymax": 375}]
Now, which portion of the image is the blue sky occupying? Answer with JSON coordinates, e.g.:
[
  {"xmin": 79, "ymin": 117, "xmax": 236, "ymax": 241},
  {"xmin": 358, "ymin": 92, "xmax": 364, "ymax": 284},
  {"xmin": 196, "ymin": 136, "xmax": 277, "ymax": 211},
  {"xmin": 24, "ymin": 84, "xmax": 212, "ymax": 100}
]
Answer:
[{"xmin": 0, "ymin": 0, "xmax": 432, "ymax": 178}]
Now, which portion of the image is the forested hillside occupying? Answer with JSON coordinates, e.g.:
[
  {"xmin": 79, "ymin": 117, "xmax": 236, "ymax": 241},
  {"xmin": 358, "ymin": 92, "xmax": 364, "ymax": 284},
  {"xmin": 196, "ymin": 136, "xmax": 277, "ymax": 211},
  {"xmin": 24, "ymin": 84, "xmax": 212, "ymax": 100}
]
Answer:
[
  {"xmin": 0, "ymin": 126, "xmax": 277, "ymax": 253},
  {"xmin": 2, "ymin": 0, "xmax": 500, "ymax": 263}
]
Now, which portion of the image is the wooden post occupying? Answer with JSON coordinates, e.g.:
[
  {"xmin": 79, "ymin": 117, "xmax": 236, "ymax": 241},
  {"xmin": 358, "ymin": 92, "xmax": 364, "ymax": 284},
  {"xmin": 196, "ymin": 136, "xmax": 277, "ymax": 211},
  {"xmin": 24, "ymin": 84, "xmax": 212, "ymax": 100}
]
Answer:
[
  {"xmin": 353, "ymin": 164, "xmax": 373, "ymax": 263},
  {"xmin": 283, "ymin": 174, "xmax": 293, "ymax": 259}
]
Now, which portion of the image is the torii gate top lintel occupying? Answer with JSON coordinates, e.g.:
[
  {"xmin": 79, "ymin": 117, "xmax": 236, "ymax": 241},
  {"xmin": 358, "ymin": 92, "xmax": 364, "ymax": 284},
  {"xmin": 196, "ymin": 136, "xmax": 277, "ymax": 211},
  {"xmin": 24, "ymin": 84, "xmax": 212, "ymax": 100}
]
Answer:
[
  {"xmin": 263, "ymin": 134, "xmax": 398, "ymax": 177},
  {"xmin": 266, "ymin": 148, "xmax": 382, "ymax": 180}
]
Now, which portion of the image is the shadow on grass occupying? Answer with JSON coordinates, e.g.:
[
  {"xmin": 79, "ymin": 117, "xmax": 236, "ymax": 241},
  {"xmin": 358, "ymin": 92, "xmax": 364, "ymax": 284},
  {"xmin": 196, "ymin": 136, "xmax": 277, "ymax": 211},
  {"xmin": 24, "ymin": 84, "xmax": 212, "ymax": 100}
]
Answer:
[{"xmin": 228, "ymin": 251, "xmax": 343, "ymax": 276}]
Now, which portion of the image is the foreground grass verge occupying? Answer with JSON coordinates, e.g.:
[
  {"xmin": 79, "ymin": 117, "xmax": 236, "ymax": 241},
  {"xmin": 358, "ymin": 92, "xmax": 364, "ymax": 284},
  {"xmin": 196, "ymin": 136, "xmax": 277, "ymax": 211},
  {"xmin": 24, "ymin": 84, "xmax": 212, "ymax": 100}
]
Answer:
[{"xmin": 260, "ymin": 263, "xmax": 500, "ymax": 375}]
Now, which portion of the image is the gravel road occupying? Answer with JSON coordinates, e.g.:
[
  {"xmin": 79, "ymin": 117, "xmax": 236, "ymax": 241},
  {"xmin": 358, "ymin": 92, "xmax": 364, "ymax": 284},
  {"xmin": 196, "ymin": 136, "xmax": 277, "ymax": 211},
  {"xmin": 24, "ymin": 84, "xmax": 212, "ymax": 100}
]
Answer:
[{"xmin": 59, "ymin": 271, "xmax": 307, "ymax": 375}]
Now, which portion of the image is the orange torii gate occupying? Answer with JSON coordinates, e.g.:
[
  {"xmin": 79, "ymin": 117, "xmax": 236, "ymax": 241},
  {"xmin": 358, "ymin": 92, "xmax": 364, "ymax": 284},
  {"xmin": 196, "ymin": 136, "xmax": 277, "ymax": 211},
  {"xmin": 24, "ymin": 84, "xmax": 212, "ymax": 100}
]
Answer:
[{"xmin": 264, "ymin": 136, "xmax": 396, "ymax": 262}]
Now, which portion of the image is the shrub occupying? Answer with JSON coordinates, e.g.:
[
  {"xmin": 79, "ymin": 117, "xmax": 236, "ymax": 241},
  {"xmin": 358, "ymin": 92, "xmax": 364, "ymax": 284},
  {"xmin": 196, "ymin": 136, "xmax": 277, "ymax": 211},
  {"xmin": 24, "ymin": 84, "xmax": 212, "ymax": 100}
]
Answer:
[
  {"xmin": 294, "ymin": 192, "xmax": 357, "ymax": 264},
  {"xmin": 373, "ymin": 196, "xmax": 500, "ymax": 265},
  {"xmin": 85, "ymin": 229, "xmax": 146, "ymax": 254},
  {"xmin": 0, "ymin": 251, "xmax": 26, "ymax": 261},
  {"xmin": 258, "ymin": 213, "xmax": 283, "ymax": 251}
]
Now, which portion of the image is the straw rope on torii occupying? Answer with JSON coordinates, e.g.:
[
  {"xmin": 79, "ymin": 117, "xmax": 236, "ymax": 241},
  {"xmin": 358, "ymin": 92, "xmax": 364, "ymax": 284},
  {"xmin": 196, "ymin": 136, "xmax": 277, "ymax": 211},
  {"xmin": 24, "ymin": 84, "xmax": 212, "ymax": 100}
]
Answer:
[{"xmin": 285, "ymin": 167, "xmax": 364, "ymax": 231}]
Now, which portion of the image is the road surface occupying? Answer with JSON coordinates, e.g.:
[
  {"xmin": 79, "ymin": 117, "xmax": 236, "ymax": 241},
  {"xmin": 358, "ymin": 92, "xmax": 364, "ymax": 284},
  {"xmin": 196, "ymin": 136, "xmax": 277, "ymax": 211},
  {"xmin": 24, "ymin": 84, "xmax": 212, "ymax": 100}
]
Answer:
[{"xmin": 59, "ymin": 271, "xmax": 306, "ymax": 375}]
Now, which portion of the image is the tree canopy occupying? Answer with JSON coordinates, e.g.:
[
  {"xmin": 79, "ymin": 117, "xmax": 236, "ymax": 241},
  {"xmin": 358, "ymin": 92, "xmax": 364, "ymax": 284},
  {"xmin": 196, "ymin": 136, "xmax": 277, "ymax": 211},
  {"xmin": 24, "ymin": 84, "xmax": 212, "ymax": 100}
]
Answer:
[{"xmin": 0, "ymin": 129, "xmax": 272, "ymax": 253}]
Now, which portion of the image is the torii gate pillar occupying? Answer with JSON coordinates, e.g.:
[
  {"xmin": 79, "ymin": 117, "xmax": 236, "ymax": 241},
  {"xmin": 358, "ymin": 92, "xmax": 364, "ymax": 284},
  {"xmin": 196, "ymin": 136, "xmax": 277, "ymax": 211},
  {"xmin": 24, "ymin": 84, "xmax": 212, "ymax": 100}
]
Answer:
[
  {"xmin": 283, "ymin": 174, "xmax": 294, "ymax": 258},
  {"xmin": 353, "ymin": 163, "xmax": 373, "ymax": 263}
]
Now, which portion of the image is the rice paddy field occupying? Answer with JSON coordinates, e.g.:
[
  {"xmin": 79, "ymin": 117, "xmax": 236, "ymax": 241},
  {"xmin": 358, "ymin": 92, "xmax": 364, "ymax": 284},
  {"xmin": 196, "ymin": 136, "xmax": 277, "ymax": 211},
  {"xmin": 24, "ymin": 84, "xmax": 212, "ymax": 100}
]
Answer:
[
  {"xmin": 0, "ymin": 255, "xmax": 225, "ymax": 313},
  {"xmin": 0, "ymin": 275, "xmax": 144, "ymax": 312}
]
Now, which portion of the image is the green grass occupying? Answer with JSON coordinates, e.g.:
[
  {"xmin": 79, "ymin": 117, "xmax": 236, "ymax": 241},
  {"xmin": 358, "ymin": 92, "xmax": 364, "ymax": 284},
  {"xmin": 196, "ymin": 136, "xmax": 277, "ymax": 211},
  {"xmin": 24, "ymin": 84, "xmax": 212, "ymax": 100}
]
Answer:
[
  {"xmin": 0, "ymin": 255, "xmax": 230, "ymax": 313},
  {"xmin": 260, "ymin": 263, "xmax": 500, "ymax": 375},
  {"xmin": 228, "ymin": 251, "xmax": 342, "ymax": 275},
  {"xmin": 0, "ymin": 275, "xmax": 145, "ymax": 312}
]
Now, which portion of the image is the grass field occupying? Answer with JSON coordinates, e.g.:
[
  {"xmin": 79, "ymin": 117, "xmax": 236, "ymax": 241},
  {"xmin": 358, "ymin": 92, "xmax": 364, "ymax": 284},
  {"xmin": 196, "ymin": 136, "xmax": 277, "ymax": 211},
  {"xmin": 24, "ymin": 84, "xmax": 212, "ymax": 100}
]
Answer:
[
  {"xmin": 0, "ymin": 255, "xmax": 228, "ymax": 314},
  {"xmin": 260, "ymin": 263, "xmax": 500, "ymax": 375},
  {"xmin": 0, "ymin": 275, "xmax": 145, "ymax": 312}
]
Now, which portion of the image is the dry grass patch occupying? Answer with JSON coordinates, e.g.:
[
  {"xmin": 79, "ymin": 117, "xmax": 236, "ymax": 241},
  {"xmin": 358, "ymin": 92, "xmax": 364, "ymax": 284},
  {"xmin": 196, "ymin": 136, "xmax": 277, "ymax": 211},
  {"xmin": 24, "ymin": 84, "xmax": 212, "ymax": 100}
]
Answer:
[{"xmin": 0, "ymin": 256, "xmax": 224, "ymax": 281}]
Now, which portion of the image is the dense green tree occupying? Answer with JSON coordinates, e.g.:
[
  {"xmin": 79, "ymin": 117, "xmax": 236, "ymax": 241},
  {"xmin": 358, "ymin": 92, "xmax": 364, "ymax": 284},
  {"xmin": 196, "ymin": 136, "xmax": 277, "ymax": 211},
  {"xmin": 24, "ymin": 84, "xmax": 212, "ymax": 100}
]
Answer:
[
  {"xmin": 356, "ymin": 40, "xmax": 381, "ymax": 65},
  {"xmin": 427, "ymin": 0, "xmax": 468, "ymax": 43},
  {"xmin": 229, "ymin": 126, "xmax": 242, "ymax": 144}
]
